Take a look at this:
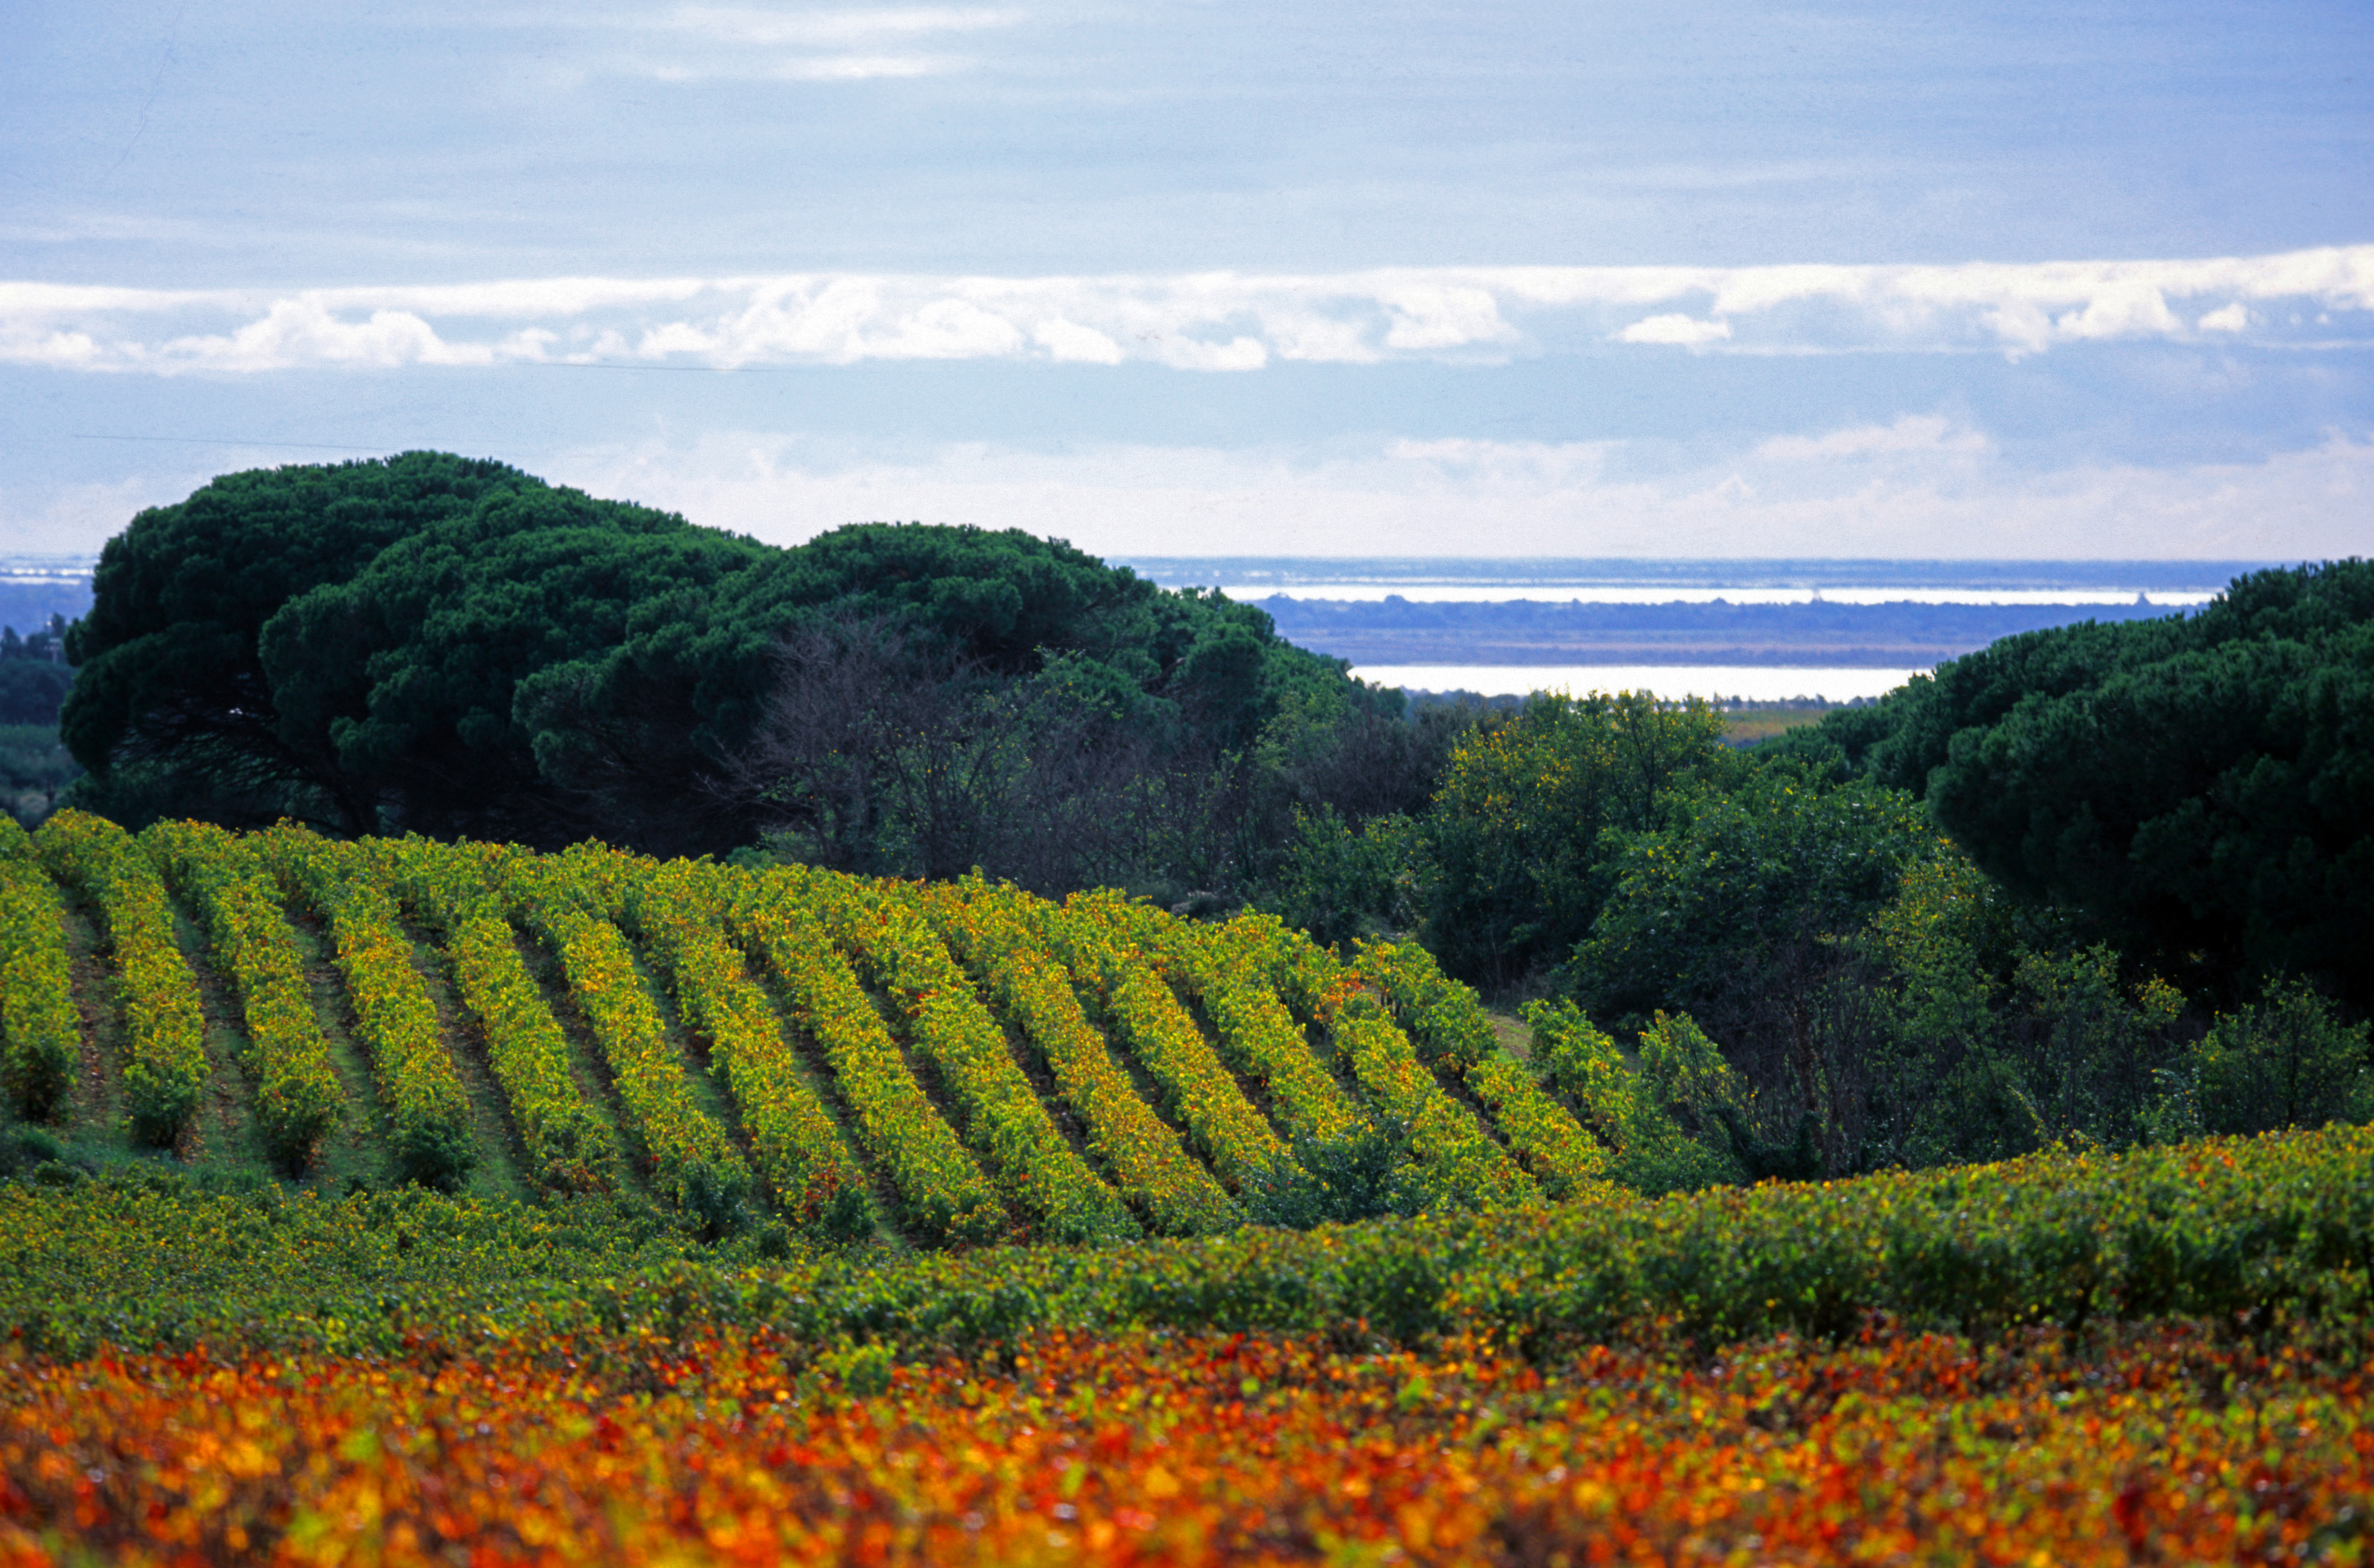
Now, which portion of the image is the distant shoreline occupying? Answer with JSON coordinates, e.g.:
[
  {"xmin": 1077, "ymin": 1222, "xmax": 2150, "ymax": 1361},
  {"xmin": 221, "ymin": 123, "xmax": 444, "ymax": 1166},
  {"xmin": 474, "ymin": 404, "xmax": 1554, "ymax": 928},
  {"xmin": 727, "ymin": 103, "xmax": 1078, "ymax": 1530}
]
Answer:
[
  {"xmin": 1268, "ymin": 596, "xmax": 2186, "ymax": 670},
  {"xmin": 1120, "ymin": 556, "xmax": 2276, "ymax": 593}
]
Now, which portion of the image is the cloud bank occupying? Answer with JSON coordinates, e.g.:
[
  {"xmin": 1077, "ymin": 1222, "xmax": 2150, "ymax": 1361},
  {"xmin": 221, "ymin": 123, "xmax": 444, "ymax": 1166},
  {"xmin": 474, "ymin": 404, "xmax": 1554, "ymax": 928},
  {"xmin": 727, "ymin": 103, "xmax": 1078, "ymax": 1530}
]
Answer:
[
  {"xmin": 10, "ymin": 414, "xmax": 2363, "ymax": 561},
  {"xmin": 6, "ymin": 247, "xmax": 2370, "ymax": 374},
  {"xmin": 549, "ymin": 422, "xmax": 2374, "ymax": 561}
]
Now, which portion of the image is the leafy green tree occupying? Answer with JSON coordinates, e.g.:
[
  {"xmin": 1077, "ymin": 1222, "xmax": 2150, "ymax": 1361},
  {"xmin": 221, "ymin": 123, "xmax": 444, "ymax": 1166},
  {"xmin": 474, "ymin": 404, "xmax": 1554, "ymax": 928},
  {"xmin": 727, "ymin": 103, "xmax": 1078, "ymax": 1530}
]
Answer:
[
  {"xmin": 0, "ymin": 618, "xmax": 75, "ymax": 728},
  {"xmin": 1573, "ymin": 761, "xmax": 1946, "ymax": 1034},
  {"xmin": 1413, "ymin": 691, "xmax": 1728, "ymax": 986},
  {"xmin": 1841, "ymin": 859, "xmax": 2190, "ymax": 1169},
  {"xmin": 61, "ymin": 455, "xmax": 1365, "ymax": 867},
  {"xmin": 553, "ymin": 525, "xmax": 1349, "ymax": 866},
  {"xmin": 0, "ymin": 664, "xmax": 71, "ymax": 728},
  {"xmin": 63, "ymin": 454, "xmax": 544, "ymax": 833},
  {"xmin": 2152, "ymin": 985, "xmax": 2372, "ymax": 1138},
  {"xmin": 0, "ymin": 728, "xmax": 82, "ymax": 828},
  {"xmin": 1567, "ymin": 760, "xmax": 1951, "ymax": 1168},
  {"xmin": 1784, "ymin": 560, "xmax": 2374, "ymax": 1006},
  {"xmin": 1266, "ymin": 806, "xmax": 1422, "ymax": 949},
  {"xmin": 258, "ymin": 484, "xmax": 766, "ymax": 852}
]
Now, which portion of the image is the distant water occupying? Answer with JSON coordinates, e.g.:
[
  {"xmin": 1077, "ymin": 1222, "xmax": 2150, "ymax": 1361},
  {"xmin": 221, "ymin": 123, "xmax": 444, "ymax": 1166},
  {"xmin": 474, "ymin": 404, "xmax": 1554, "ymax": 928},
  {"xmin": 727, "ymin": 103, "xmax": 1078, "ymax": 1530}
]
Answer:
[
  {"xmin": 1353, "ymin": 665, "xmax": 1922, "ymax": 702},
  {"xmin": 1118, "ymin": 559, "xmax": 2274, "ymax": 702},
  {"xmin": 1240, "ymin": 586, "xmax": 2213, "ymax": 606},
  {"xmin": 1122, "ymin": 556, "xmax": 2265, "ymax": 607}
]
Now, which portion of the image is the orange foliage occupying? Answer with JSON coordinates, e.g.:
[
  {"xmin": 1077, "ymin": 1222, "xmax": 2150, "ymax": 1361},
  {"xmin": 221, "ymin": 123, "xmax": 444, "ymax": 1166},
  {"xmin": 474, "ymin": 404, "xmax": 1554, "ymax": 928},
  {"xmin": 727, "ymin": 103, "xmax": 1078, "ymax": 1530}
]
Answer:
[{"xmin": 4, "ymin": 1322, "xmax": 2368, "ymax": 1565}]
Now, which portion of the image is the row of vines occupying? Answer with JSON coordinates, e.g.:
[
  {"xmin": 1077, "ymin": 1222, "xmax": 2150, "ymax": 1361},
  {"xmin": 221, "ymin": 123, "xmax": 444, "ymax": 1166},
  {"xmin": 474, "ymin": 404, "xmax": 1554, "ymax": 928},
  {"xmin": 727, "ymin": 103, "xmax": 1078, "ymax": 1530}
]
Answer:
[{"xmin": 1, "ymin": 811, "xmax": 1631, "ymax": 1242}]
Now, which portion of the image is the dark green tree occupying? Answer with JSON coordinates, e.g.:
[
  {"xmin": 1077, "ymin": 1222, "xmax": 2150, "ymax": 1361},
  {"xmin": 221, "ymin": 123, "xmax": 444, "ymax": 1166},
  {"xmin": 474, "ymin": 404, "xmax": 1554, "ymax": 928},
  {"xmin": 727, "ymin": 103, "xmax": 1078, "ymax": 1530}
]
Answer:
[
  {"xmin": 257, "ymin": 483, "xmax": 766, "ymax": 852},
  {"xmin": 61, "ymin": 455, "xmax": 1363, "ymax": 867},
  {"xmin": 1781, "ymin": 560, "xmax": 2374, "ymax": 1007},
  {"xmin": 1568, "ymin": 759, "xmax": 1952, "ymax": 1163},
  {"xmin": 0, "ymin": 663, "xmax": 72, "ymax": 727},
  {"xmin": 62, "ymin": 453, "xmax": 545, "ymax": 833}
]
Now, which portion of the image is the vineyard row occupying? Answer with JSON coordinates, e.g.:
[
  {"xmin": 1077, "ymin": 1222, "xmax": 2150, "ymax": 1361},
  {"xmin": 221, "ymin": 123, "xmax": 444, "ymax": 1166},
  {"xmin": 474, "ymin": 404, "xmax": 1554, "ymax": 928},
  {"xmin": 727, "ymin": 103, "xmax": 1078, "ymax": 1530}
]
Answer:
[{"xmin": 0, "ymin": 812, "xmax": 1615, "ymax": 1242}]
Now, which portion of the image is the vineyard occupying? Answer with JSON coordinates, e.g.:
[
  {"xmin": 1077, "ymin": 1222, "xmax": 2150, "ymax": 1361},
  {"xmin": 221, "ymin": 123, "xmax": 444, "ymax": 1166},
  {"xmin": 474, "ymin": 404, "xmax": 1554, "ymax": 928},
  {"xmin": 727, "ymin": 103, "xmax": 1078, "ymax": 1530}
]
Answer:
[
  {"xmin": 4, "ymin": 1119, "xmax": 2373, "ymax": 1562},
  {"xmin": 10, "ymin": 807, "xmax": 2374, "ymax": 1563},
  {"xmin": 0, "ymin": 810, "xmax": 1611, "ymax": 1244}
]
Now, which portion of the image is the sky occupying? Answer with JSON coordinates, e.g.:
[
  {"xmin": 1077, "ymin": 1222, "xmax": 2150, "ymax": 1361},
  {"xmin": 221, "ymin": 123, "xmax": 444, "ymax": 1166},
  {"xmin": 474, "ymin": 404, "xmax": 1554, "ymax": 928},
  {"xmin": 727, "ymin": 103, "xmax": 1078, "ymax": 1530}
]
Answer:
[{"xmin": 4, "ymin": 1, "xmax": 2371, "ymax": 561}]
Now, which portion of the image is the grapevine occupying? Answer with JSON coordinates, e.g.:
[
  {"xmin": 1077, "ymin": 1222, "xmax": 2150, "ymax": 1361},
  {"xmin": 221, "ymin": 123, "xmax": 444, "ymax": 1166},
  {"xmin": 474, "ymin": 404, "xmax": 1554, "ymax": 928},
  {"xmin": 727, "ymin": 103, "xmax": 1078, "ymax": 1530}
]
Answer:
[
  {"xmin": 0, "ymin": 818, "xmax": 78, "ymax": 1122},
  {"xmin": 34, "ymin": 810, "xmax": 206, "ymax": 1148},
  {"xmin": 143, "ymin": 820, "xmax": 344, "ymax": 1171},
  {"xmin": 933, "ymin": 877, "xmax": 1240, "ymax": 1235},
  {"xmin": 255, "ymin": 825, "xmax": 475, "ymax": 1189},
  {"xmin": 383, "ymin": 835, "xmax": 620, "ymax": 1195}
]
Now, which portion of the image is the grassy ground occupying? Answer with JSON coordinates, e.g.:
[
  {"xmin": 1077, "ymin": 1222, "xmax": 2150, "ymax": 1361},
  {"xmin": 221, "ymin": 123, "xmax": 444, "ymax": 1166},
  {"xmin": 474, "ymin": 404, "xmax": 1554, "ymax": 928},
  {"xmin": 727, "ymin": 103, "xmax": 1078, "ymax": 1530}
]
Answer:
[{"xmin": 1718, "ymin": 700, "xmax": 1854, "ymax": 746}]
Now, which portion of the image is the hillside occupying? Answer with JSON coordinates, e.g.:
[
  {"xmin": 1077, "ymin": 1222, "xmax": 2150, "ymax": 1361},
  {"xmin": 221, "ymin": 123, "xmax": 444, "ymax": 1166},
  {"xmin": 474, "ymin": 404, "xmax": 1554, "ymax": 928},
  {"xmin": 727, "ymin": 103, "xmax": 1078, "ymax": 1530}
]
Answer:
[
  {"xmin": 1, "ymin": 810, "xmax": 1606, "ymax": 1244},
  {"xmin": 10, "ymin": 805, "xmax": 2374, "ymax": 1560}
]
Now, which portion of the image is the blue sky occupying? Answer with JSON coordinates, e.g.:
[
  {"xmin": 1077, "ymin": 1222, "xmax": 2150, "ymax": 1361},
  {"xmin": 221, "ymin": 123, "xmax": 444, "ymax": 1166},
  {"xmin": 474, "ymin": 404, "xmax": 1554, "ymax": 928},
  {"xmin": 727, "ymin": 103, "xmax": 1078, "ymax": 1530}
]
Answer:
[{"xmin": 4, "ymin": 1, "xmax": 2370, "ymax": 559}]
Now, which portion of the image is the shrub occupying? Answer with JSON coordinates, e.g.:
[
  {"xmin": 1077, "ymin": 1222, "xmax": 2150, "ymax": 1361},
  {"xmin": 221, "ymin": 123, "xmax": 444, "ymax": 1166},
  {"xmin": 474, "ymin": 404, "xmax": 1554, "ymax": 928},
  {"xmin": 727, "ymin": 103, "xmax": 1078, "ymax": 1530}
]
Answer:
[{"xmin": 2175, "ymin": 984, "xmax": 2372, "ymax": 1137}]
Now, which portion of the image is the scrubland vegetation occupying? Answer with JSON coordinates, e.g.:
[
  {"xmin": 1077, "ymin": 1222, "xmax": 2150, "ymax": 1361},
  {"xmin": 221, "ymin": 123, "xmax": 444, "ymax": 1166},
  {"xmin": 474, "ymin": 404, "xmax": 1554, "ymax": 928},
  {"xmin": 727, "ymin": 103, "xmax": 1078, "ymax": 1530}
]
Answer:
[{"xmin": 1, "ymin": 453, "xmax": 2369, "ymax": 1562}]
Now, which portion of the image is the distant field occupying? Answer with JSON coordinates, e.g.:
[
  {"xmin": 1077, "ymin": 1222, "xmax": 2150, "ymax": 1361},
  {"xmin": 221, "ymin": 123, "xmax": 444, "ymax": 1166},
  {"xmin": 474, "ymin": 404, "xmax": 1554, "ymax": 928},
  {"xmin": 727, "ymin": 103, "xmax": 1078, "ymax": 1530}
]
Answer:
[{"xmin": 1720, "ymin": 700, "xmax": 1851, "ymax": 746}]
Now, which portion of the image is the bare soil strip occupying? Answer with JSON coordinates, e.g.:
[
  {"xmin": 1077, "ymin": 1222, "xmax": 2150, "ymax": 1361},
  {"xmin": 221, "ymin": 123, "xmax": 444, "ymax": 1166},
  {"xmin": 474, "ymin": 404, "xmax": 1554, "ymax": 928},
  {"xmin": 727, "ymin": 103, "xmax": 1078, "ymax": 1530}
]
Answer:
[
  {"xmin": 281, "ymin": 907, "xmax": 396, "ymax": 1192},
  {"xmin": 53, "ymin": 900, "xmax": 120, "ymax": 1137},
  {"xmin": 507, "ymin": 927, "xmax": 655, "ymax": 1209},
  {"xmin": 164, "ymin": 900, "xmax": 250, "ymax": 1167},
  {"xmin": 399, "ymin": 918, "xmax": 531, "ymax": 1205}
]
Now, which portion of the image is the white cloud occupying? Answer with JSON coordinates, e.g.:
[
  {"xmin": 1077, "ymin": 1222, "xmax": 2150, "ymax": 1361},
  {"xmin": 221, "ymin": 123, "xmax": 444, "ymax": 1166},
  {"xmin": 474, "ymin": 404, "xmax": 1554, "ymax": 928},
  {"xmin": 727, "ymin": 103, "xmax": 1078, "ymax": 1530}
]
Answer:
[
  {"xmin": 647, "ymin": 52, "xmax": 955, "ymax": 81},
  {"xmin": 1755, "ymin": 415, "xmax": 1989, "ymax": 463},
  {"xmin": 659, "ymin": 7, "xmax": 1023, "ymax": 46},
  {"xmin": 158, "ymin": 301, "xmax": 499, "ymax": 371},
  {"xmin": 871, "ymin": 298, "xmax": 1026, "ymax": 359},
  {"xmin": 1614, "ymin": 313, "xmax": 1732, "ymax": 346},
  {"xmin": 1148, "ymin": 335, "xmax": 1268, "ymax": 372},
  {"xmin": 1031, "ymin": 317, "xmax": 1124, "ymax": 364},
  {"xmin": 2052, "ymin": 282, "xmax": 2181, "ymax": 341},
  {"xmin": 0, "ymin": 324, "xmax": 104, "ymax": 367},
  {"xmin": 5, "ymin": 245, "xmax": 2370, "ymax": 374},
  {"xmin": 579, "ymin": 5, "xmax": 1021, "ymax": 83},
  {"xmin": 1380, "ymin": 285, "xmax": 1514, "ymax": 350},
  {"xmin": 542, "ymin": 426, "xmax": 2374, "ymax": 562}
]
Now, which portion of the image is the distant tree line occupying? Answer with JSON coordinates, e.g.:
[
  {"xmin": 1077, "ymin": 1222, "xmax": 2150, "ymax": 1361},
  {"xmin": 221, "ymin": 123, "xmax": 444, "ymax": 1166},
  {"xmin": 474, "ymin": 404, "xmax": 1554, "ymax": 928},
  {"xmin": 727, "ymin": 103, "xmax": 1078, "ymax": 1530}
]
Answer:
[
  {"xmin": 0, "ymin": 615, "xmax": 80, "ymax": 827},
  {"xmin": 0, "ymin": 615, "xmax": 73, "ymax": 728}
]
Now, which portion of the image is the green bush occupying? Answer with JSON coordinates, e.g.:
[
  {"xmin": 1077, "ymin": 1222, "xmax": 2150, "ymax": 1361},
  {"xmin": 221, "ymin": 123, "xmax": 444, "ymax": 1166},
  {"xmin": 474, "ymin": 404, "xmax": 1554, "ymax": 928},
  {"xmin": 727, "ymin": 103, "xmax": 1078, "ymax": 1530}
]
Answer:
[
  {"xmin": 1268, "ymin": 806, "xmax": 1418, "ymax": 949},
  {"xmin": 1242, "ymin": 1119, "xmax": 1418, "ymax": 1229},
  {"xmin": 1414, "ymin": 691, "xmax": 1728, "ymax": 988},
  {"xmin": 2162, "ymin": 985, "xmax": 2372, "ymax": 1137}
]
